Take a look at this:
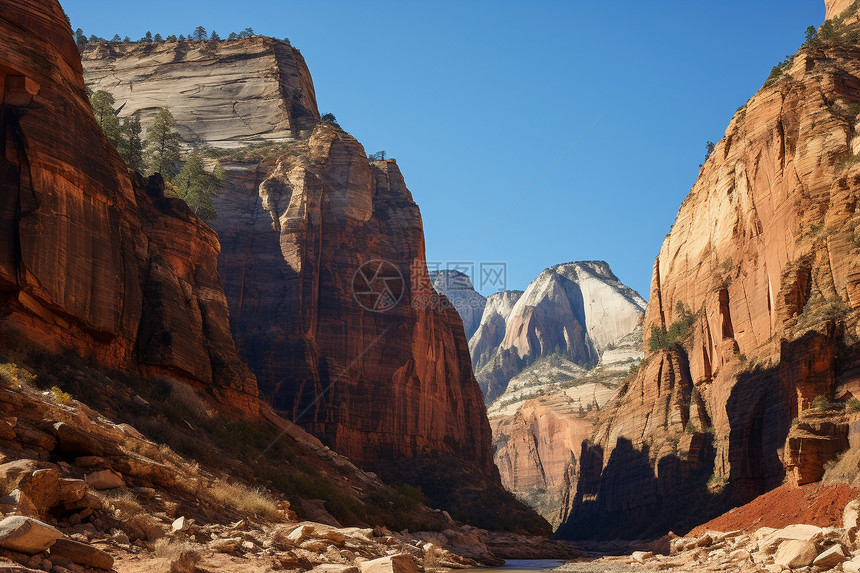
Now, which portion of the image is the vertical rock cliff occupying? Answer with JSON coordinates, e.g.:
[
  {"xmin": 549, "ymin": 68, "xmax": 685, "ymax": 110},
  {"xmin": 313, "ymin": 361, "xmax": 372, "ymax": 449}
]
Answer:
[
  {"xmin": 82, "ymin": 38, "xmax": 547, "ymax": 531},
  {"xmin": 559, "ymin": 2, "xmax": 860, "ymax": 540},
  {"xmin": 0, "ymin": 0, "xmax": 256, "ymax": 413}
]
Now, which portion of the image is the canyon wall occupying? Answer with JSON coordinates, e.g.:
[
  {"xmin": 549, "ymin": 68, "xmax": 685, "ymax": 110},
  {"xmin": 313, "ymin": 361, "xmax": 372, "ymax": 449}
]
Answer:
[
  {"xmin": 82, "ymin": 38, "xmax": 547, "ymax": 532},
  {"xmin": 559, "ymin": 4, "xmax": 860, "ymax": 539},
  {"xmin": 0, "ymin": 0, "xmax": 257, "ymax": 413}
]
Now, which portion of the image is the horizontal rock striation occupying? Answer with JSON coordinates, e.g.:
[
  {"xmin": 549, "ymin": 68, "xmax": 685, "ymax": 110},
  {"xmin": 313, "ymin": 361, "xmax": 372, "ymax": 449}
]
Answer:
[
  {"xmin": 82, "ymin": 38, "xmax": 319, "ymax": 144},
  {"xmin": 0, "ymin": 0, "xmax": 256, "ymax": 412},
  {"xmin": 560, "ymin": 6, "xmax": 860, "ymax": 539}
]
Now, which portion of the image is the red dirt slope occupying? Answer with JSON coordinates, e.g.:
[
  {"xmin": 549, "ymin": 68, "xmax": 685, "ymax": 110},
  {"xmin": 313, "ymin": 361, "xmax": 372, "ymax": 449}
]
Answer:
[{"xmin": 690, "ymin": 483, "xmax": 859, "ymax": 535}]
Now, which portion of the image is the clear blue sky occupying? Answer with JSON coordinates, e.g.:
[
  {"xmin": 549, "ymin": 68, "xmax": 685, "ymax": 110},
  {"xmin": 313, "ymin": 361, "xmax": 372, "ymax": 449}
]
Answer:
[{"xmin": 63, "ymin": 1, "xmax": 824, "ymax": 297}]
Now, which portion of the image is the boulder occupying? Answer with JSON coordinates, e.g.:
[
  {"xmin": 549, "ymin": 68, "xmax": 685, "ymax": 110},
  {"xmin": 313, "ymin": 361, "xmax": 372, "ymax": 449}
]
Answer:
[
  {"xmin": 846, "ymin": 499, "xmax": 860, "ymax": 530},
  {"xmin": 57, "ymin": 479, "xmax": 87, "ymax": 505},
  {"xmin": 0, "ymin": 516, "xmax": 62, "ymax": 553},
  {"xmin": 48, "ymin": 538, "xmax": 114, "ymax": 570},
  {"xmin": 846, "ymin": 555, "xmax": 860, "ymax": 573},
  {"xmin": 287, "ymin": 524, "xmax": 315, "ymax": 544},
  {"xmin": 85, "ymin": 469, "xmax": 124, "ymax": 490},
  {"xmin": 813, "ymin": 543, "xmax": 848, "ymax": 568},
  {"xmin": 52, "ymin": 423, "xmax": 104, "ymax": 457},
  {"xmin": 171, "ymin": 516, "xmax": 188, "ymax": 532},
  {"xmin": 631, "ymin": 551, "xmax": 653, "ymax": 563},
  {"xmin": 17, "ymin": 468, "xmax": 61, "ymax": 517},
  {"xmin": 774, "ymin": 539, "xmax": 818, "ymax": 569},
  {"xmin": 359, "ymin": 554, "xmax": 420, "ymax": 573},
  {"xmin": 0, "ymin": 460, "xmax": 54, "ymax": 489},
  {"xmin": 761, "ymin": 524, "xmax": 824, "ymax": 552}
]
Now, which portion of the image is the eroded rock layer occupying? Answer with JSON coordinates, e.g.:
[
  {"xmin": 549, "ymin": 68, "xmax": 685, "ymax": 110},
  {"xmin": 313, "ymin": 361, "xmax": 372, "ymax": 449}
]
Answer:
[
  {"xmin": 0, "ymin": 0, "xmax": 256, "ymax": 412},
  {"xmin": 559, "ymin": 4, "xmax": 860, "ymax": 540},
  {"xmin": 82, "ymin": 38, "xmax": 318, "ymax": 143}
]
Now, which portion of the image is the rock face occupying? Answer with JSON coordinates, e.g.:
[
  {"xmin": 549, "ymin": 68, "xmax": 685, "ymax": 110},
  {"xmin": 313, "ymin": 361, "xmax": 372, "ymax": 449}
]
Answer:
[
  {"xmin": 82, "ymin": 36, "xmax": 547, "ymax": 531},
  {"xmin": 559, "ymin": 4, "xmax": 860, "ymax": 540},
  {"xmin": 429, "ymin": 270, "xmax": 486, "ymax": 340},
  {"xmin": 471, "ymin": 261, "xmax": 646, "ymax": 403},
  {"xmin": 82, "ymin": 38, "xmax": 318, "ymax": 143},
  {"xmin": 0, "ymin": 0, "xmax": 256, "ymax": 412},
  {"xmin": 469, "ymin": 290, "xmax": 523, "ymax": 369},
  {"xmin": 218, "ymin": 128, "xmax": 494, "ymax": 473}
]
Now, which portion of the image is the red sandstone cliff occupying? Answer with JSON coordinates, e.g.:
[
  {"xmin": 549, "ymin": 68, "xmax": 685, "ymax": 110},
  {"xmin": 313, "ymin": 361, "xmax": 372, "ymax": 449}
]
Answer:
[
  {"xmin": 0, "ymin": 1, "xmax": 257, "ymax": 413},
  {"xmin": 560, "ymin": 2, "xmax": 860, "ymax": 539}
]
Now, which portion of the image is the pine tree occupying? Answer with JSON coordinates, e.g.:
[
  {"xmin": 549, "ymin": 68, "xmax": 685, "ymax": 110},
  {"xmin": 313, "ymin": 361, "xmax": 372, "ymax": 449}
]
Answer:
[
  {"xmin": 227, "ymin": 32, "xmax": 238, "ymax": 40},
  {"xmin": 111, "ymin": 34, "xmax": 121, "ymax": 42},
  {"xmin": 166, "ymin": 35, "xmax": 177, "ymax": 42},
  {"xmin": 123, "ymin": 36, "xmax": 131, "ymax": 43},
  {"xmin": 143, "ymin": 31, "xmax": 153, "ymax": 42},
  {"xmin": 75, "ymin": 28, "xmax": 87, "ymax": 46},
  {"xmin": 89, "ymin": 90, "xmax": 121, "ymax": 147},
  {"xmin": 154, "ymin": 33, "xmax": 164, "ymax": 42},
  {"xmin": 118, "ymin": 112, "xmax": 144, "ymax": 173},
  {"xmin": 193, "ymin": 26, "xmax": 207, "ymax": 41},
  {"xmin": 171, "ymin": 152, "xmax": 225, "ymax": 221},
  {"xmin": 210, "ymin": 30, "xmax": 220, "ymax": 41},
  {"xmin": 145, "ymin": 108, "xmax": 181, "ymax": 180}
]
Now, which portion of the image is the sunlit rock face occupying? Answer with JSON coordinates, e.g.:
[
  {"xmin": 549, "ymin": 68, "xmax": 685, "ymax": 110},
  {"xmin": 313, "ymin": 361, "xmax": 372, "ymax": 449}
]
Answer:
[
  {"xmin": 471, "ymin": 261, "xmax": 646, "ymax": 404},
  {"xmin": 560, "ymin": 10, "xmax": 860, "ymax": 539},
  {"xmin": 0, "ymin": 0, "xmax": 257, "ymax": 414}
]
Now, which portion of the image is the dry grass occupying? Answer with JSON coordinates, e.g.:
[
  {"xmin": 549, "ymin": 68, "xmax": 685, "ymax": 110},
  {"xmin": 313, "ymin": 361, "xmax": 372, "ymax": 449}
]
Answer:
[
  {"xmin": 96, "ymin": 488, "xmax": 143, "ymax": 517},
  {"xmin": 154, "ymin": 539, "xmax": 202, "ymax": 573},
  {"xmin": 823, "ymin": 443, "xmax": 860, "ymax": 487},
  {"xmin": 207, "ymin": 480, "xmax": 281, "ymax": 520}
]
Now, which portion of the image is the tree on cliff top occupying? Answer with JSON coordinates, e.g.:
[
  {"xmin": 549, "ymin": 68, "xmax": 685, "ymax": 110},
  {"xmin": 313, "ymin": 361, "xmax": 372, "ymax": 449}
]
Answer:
[
  {"xmin": 193, "ymin": 26, "xmax": 207, "ymax": 41},
  {"xmin": 145, "ymin": 108, "xmax": 181, "ymax": 180},
  {"xmin": 170, "ymin": 152, "xmax": 226, "ymax": 221}
]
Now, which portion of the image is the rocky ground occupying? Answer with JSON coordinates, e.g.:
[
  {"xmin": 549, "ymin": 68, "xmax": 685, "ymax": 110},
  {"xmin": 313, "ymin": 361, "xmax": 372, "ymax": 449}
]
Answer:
[
  {"xmin": 0, "ymin": 360, "xmax": 579, "ymax": 573},
  {"xmin": 556, "ymin": 496, "xmax": 860, "ymax": 572}
]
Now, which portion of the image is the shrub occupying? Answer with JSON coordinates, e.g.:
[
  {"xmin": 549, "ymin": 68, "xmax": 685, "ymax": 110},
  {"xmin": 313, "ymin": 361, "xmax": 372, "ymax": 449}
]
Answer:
[
  {"xmin": 649, "ymin": 302, "xmax": 694, "ymax": 351},
  {"xmin": 0, "ymin": 363, "xmax": 37, "ymax": 388},
  {"xmin": 848, "ymin": 397, "xmax": 860, "ymax": 412},
  {"xmin": 320, "ymin": 112, "xmax": 339, "ymax": 127},
  {"xmin": 50, "ymin": 386, "xmax": 72, "ymax": 404},
  {"xmin": 812, "ymin": 394, "xmax": 832, "ymax": 411}
]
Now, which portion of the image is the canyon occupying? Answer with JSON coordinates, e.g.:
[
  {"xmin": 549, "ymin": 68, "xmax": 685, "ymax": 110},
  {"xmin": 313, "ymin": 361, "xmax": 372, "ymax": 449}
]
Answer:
[
  {"xmin": 81, "ymin": 33, "xmax": 545, "ymax": 531},
  {"xmin": 434, "ymin": 262, "xmax": 645, "ymax": 527},
  {"xmin": 5, "ymin": 0, "xmax": 860, "ymax": 572}
]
